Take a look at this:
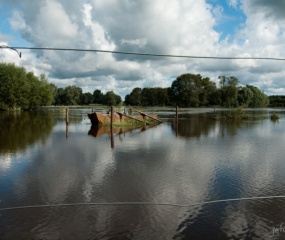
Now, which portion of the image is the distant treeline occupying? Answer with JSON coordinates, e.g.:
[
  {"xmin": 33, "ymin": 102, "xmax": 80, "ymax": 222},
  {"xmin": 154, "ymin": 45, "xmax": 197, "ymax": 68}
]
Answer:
[
  {"xmin": 125, "ymin": 74, "xmax": 269, "ymax": 108},
  {"xmin": 1, "ymin": 63, "xmax": 281, "ymax": 110},
  {"xmin": 0, "ymin": 62, "xmax": 123, "ymax": 110},
  {"xmin": 55, "ymin": 74, "xmax": 270, "ymax": 108},
  {"xmin": 0, "ymin": 62, "xmax": 54, "ymax": 110},
  {"xmin": 268, "ymin": 95, "xmax": 285, "ymax": 107},
  {"xmin": 54, "ymin": 87, "xmax": 122, "ymax": 106}
]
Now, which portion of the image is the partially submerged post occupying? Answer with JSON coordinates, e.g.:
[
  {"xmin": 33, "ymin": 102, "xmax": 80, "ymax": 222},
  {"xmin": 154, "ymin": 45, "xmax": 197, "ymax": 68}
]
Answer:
[
  {"xmin": 66, "ymin": 108, "xmax": 69, "ymax": 125},
  {"xmin": 110, "ymin": 106, "xmax": 114, "ymax": 126},
  {"xmin": 66, "ymin": 124, "xmax": 69, "ymax": 138},
  {"xmin": 175, "ymin": 106, "xmax": 179, "ymax": 137},
  {"xmin": 176, "ymin": 106, "xmax": 178, "ymax": 120},
  {"xmin": 110, "ymin": 126, "xmax": 114, "ymax": 148},
  {"xmin": 110, "ymin": 106, "xmax": 114, "ymax": 148}
]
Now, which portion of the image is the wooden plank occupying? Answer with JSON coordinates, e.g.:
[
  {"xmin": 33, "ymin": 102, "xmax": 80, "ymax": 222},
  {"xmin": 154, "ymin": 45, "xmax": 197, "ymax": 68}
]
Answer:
[
  {"xmin": 130, "ymin": 107, "xmax": 163, "ymax": 123},
  {"xmin": 115, "ymin": 112, "xmax": 148, "ymax": 125}
]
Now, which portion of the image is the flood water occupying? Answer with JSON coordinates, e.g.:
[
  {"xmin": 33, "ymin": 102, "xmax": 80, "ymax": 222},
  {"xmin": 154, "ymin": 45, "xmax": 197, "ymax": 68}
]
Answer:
[{"xmin": 0, "ymin": 108, "xmax": 285, "ymax": 239}]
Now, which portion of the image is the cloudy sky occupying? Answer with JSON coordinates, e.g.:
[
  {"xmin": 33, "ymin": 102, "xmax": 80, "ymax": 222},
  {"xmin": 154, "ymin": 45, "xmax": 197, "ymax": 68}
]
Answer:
[{"xmin": 1, "ymin": 0, "xmax": 285, "ymax": 98}]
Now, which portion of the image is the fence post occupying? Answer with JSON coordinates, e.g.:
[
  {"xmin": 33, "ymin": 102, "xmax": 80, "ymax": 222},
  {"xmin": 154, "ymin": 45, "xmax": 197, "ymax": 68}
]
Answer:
[
  {"xmin": 175, "ymin": 106, "xmax": 179, "ymax": 137},
  {"xmin": 110, "ymin": 106, "xmax": 114, "ymax": 126},
  {"xmin": 176, "ymin": 106, "xmax": 178, "ymax": 120},
  {"xmin": 66, "ymin": 108, "xmax": 69, "ymax": 125},
  {"xmin": 110, "ymin": 106, "xmax": 114, "ymax": 148}
]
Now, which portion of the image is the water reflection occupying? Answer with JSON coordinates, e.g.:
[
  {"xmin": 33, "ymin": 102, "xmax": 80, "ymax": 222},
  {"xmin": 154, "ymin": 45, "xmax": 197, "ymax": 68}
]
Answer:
[
  {"xmin": 88, "ymin": 124, "xmax": 160, "ymax": 148},
  {"xmin": 0, "ymin": 111, "xmax": 56, "ymax": 154},
  {"xmin": 172, "ymin": 114, "xmax": 217, "ymax": 138},
  {"xmin": 0, "ymin": 111, "xmax": 285, "ymax": 239},
  {"xmin": 172, "ymin": 113, "xmax": 267, "ymax": 139},
  {"xmin": 88, "ymin": 125, "xmax": 145, "ymax": 138}
]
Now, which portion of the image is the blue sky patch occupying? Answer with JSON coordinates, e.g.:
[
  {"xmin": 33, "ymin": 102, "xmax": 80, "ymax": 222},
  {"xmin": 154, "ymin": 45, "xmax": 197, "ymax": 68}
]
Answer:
[
  {"xmin": 206, "ymin": 0, "xmax": 246, "ymax": 42},
  {"xmin": 0, "ymin": 5, "xmax": 28, "ymax": 45}
]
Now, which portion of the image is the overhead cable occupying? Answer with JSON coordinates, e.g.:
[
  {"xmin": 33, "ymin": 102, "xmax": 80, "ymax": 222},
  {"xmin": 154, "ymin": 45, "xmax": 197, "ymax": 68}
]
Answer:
[{"xmin": 3, "ymin": 46, "xmax": 285, "ymax": 61}]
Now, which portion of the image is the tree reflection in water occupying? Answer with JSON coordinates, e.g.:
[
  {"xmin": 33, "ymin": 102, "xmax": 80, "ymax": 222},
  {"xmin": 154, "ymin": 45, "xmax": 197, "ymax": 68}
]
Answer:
[
  {"xmin": 171, "ymin": 112, "xmax": 262, "ymax": 139},
  {"xmin": 0, "ymin": 111, "xmax": 56, "ymax": 153}
]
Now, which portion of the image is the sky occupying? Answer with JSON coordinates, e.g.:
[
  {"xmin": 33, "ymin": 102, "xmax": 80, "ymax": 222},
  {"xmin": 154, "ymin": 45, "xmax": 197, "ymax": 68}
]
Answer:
[{"xmin": 1, "ymin": 0, "xmax": 285, "ymax": 98}]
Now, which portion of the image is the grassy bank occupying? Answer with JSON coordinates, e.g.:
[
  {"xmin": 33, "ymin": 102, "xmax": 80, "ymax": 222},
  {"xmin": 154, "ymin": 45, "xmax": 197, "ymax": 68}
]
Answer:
[{"xmin": 216, "ymin": 107, "xmax": 281, "ymax": 121}]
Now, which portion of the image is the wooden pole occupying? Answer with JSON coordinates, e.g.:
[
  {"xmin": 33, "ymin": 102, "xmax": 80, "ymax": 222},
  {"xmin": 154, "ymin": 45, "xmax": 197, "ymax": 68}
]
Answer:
[
  {"xmin": 130, "ymin": 107, "xmax": 163, "ymax": 123},
  {"xmin": 176, "ymin": 106, "xmax": 178, "ymax": 120},
  {"xmin": 110, "ymin": 106, "xmax": 114, "ymax": 148},
  {"xmin": 110, "ymin": 126, "xmax": 114, "ymax": 148},
  {"xmin": 110, "ymin": 106, "xmax": 114, "ymax": 126},
  {"xmin": 175, "ymin": 106, "xmax": 178, "ymax": 137},
  {"xmin": 66, "ymin": 124, "xmax": 69, "ymax": 138},
  {"xmin": 66, "ymin": 108, "xmax": 69, "ymax": 125},
  {"xmin": 116, "ymin": 112, "xmax": 148, "ymax": 125}
]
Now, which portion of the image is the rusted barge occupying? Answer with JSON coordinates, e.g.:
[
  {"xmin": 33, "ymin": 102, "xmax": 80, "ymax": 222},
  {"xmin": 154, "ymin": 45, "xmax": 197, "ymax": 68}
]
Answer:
[{"xmin": 88, "ymin": 110, "xmax": 162, "ymax": 126}]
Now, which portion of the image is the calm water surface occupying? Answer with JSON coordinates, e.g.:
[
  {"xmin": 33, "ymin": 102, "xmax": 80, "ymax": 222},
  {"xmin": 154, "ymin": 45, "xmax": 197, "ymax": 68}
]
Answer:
[{"xmin": 0, "ymin": 109, "xmax": 285, "ymax": 239}]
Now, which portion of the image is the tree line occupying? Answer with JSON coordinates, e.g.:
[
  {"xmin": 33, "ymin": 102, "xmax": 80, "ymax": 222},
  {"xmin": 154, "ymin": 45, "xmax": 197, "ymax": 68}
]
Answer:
[
  {"xmin": 268, "ymin": 95, "xmax": 285, "ymax": 107},
  {"xmin": 53, "ymin": 87, "xmax": 122, "ymax": 106},
  {"xmin": 125, "ymin": 74, "xmax": 269, "ymax": 107},
  {"xmin": 0, "ymin": 63, "xmax": 123, "ymax": 109},
  {"xmin": 56, "ymin": 74, "xmax": 269, "ymax": 108},
  {"xmin": 0, "ymin": 63, "xmax": 55, "ymax": 110},
  {"xmin": 0, "ymin": 63, "xmax": 273, "ymax": 110}
]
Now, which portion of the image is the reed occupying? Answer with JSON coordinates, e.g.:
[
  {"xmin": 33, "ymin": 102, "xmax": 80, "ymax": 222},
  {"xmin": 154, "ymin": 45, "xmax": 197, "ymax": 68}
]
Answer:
[
  {"xmin": 218, "ymin": 107, "xmax": 249, "ymax": 120},
  {"xmin": 270, "ymin": 113, "xmax": 280, "ymax": 121}
]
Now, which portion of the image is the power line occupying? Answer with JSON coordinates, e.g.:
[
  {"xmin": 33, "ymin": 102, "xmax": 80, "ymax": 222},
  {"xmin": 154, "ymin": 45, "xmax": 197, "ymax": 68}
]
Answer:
[
  {"xmin": 0, "ymin": 45, "xmax": 21, "ymax": 58},
  {"xmin": 4, "ymin": 46, "xmax": 285, "ymax": 61}
]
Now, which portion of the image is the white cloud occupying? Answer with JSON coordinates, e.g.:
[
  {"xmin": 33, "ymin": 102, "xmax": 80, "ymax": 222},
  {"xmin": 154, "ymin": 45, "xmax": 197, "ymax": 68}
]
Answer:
[
  {"xmin": 0, "ymin": 41, "xmax": 22, "ymax": 64},
  {"xmin": 0, "ymin": 33, "xmax": 12, "ymax": 42},
  {"xmin": 227, "ymin": 0, "xmax": 239, "ymax": 8},
  {"xmin": 9, "ymin": 11, "xmax": 27, "ymax": 30},
  {"xmin": 82, "ymin": 3, "xmax": 115, "ymax": 50},
  {"xmin": 243, "ymin": 0, "xmax": 285, "ymax": 20},
  {"xmin": 121, "ymin": 38, "xmax": 148, "ymax": 48},
  {"xmin": 212, "ymin": 4, "xmax": 224, "ymax": 19},
  {"xmin": 38, "ymin": 1, "xmax": 78, "ymax": 42},
  {"xmin": 1, "ymin": 0, "xmax": 285, "ymax": 97},
  {"xmin": 232, "ymin": 53, "xmax": 257, "ymax": 69}
]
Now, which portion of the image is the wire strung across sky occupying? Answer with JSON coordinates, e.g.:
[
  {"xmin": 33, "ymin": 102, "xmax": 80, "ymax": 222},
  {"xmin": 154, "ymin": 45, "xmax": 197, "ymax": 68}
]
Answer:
[{"xmin": 2, "ymin": 45, "xmax": 285, "ymax": 61}]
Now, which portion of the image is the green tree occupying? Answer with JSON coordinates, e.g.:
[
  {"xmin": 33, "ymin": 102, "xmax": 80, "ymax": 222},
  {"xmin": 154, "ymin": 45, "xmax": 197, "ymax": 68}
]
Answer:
[
  {"xmin": 38, "ymin": 74, "xmax": 54, "ymax": 106},
  {"xmin": 155, "ymin": 88, "xmax": 170, "ymax": 106},
  {"xmin": 93, "ymin": 89, "xmax": 104, "ymax": 104},
  {"xmin": 53, "ymin": 88, "xmax": 65, "ymax": 105},
  {"xmin": 141, "ymin": 88, "xmax": 158, "ymax": 106},
  {"xmin": 219, "ymin": 75, "xmax": 239, "ymax": 107},
  {"xmin": 80, "ymin": 92, "xmax": 94, "ymax": 105},
  {"xmin": 49, "ymin": 83, "xmax": 58, "ymax": 105},
  {"xmin": 170, "ymin": 73, "xmax": 212, "ymax": 107},
  {"xmin": 199, "ymin": 77, "xmax": 218, "ymax": 106},
  {"xmin": 0, "ymin": 63, "xmax": 28, "ymax": 110},
  {"xmin": 246, "ymin": 85, "xmax": 269, "ymax": 107},
  {"xmin": 125, "ymin": 87, "xmax": 142, "ymax": 105},
  {"xmin": 125, "ymin": 87, "xmax": 170, "ymax": 106},
  {"xmin": 0, "ymin": 63, "xmax": 54, "ymax": 110},
  {"xmin": 237, "ymin": 86, "xmax": 254, "ymax": 107},
  {"xmin": 115, "ymin": 94, "xmax": 122, "ymax": 105},
  {"xmin": 26, "ymin": 72, "xmax": 41, "ymax": 109},
  {"xmin": 103, "ymin": 91, "xmax": 121, "ymax": 106},
  {"xmin": 269, "ymin": 95, "xmax": 285, "ymax": 107},
  {"xmin": 64, "ymin": 85, "xmax": 82, "ymax": 105}
]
